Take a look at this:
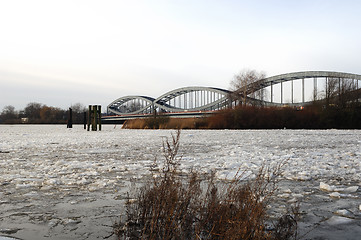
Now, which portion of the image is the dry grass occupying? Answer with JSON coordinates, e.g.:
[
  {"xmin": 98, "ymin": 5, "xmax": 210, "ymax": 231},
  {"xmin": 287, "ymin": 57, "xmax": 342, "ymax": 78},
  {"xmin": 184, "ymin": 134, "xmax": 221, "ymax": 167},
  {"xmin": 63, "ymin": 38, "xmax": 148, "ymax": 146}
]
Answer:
[
  {"xmin": 122, "ymin": 104, "xmax": 361, "ymax": 129},
  {"xmin": 122, "ymin": 119, "xmax": 147, "ymax": 129},
  {"xmin": 111, "ymin": 130, "xmax": 298, "ymax": 240},
  {"xmin": 123, "ymin": 117, "xmax": 208, "ymax": 129}
]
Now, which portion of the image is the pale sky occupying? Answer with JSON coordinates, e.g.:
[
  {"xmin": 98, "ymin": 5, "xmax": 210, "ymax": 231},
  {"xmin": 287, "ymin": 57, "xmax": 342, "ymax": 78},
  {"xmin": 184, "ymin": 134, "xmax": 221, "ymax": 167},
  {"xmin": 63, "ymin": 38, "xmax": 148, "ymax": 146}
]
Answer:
[{"xmin": 1, "ymin": 0, "xmax": 361, "ymax": 111}]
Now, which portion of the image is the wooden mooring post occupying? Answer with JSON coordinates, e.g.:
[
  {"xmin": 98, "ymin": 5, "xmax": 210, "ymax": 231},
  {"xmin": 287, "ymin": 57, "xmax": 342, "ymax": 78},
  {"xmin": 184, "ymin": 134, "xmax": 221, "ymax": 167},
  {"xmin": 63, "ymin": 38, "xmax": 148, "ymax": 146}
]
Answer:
[
  {"xmin": 83, "ymin": 111, "xmax": 87, "ymax": 129},
  {"xmin": 67, "ymin": 108, "xmax": 73, "ymax": 128},
  {"xmin": 98, "ymin": 105, "xmax": 102, "ymax": 131},
  {"xmin": 87, "ymin": 105, "xmax": 102, "ymax": 131}
]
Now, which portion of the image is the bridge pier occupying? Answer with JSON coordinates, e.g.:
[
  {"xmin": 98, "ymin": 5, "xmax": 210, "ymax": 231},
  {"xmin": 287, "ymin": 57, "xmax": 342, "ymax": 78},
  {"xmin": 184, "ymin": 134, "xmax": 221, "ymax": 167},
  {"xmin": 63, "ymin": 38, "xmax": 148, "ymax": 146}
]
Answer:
[
  {"xmin": 357, "ymin": 79, "xmax": 360, "ymax": 102},
  {"xmin": 302, "ymin": 78, "xmax": 305, "ymax": 103},
  {"xmin": 281, "ymin": 81, "xmax": 283, "ymax": 104},
  {"xmin": 338, "ymin": 78, "xmax": 341, "ymax": 103},
  {"xmin": 291, "ymin": 80, "xmax": 294, "ymax": 104}
]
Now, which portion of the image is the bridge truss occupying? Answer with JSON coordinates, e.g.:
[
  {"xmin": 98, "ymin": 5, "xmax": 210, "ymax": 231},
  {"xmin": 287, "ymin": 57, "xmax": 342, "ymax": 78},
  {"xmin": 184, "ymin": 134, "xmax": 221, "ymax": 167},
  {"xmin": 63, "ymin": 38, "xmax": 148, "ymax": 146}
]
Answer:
[
  {"xmin": 107, "ymin": 87, "xmax": 231, "ymax": 116},
  {"xmin": 106, "ymin": 71, "xmax": 361, "ymax": 119},
  {"xmin": 254, "ymin": 71, "xmax": 361, "ymax": 105}
]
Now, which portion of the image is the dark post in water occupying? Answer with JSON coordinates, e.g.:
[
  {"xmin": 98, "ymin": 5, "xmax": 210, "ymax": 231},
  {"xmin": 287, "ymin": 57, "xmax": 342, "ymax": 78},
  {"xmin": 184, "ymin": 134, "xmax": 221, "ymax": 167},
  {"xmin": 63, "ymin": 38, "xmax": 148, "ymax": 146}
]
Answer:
[
  {"xmin": 67, "ymin": 108, "xmax": 73, "ymax": 128},
  {"xmin": 98, "ymin": 105, "xmax": 102, "ymax": 131},
  {"xmin": 83, "ymin": 111, "xmax": 87, "ymax": 130},
  {"xmin": 87, "ymin": 105, "xmax": 91, "ymax": 131},
  {"xmin": 92, "ymin": 105, "xmax": 97, "ymax": 131},
  {"xmin": 87, "ymin": 105, "xmax": 102, "ymax": 131}
]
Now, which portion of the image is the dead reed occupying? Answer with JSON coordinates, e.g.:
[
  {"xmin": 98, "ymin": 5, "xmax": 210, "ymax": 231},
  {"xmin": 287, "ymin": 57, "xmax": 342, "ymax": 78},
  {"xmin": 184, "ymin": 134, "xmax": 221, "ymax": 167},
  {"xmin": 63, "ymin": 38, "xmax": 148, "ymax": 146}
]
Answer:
[
  {"xmin": 122, "ymin": 117, "xmax": 208, "ymax": 129},
  {"xmin": 111, "ymin": 130, "xmax": 298, "ymax": 239}
]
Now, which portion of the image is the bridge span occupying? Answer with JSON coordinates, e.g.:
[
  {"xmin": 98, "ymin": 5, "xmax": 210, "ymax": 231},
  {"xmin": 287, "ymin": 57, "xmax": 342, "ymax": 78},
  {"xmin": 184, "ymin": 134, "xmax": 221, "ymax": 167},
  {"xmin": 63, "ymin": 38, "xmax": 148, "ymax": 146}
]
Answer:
[{"xmin": 104, "ymin": 71, "xmax": 361, "ymax": 122}]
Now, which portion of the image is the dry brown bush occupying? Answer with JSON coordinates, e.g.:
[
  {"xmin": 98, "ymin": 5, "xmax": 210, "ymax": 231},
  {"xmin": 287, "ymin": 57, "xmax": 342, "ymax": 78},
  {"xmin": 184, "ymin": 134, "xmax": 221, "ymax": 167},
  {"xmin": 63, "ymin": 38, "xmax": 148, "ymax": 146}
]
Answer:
[
  {"xmin": 123, "ymin": 117, "xmax": 207, "ymax": 129},
  {"xmin": 122, "ymin": 119, "xmax": 147, "ymax": 129},
  {"xmin": 111, "ymin": 130, "xmax": 298, "ymax": 240}
]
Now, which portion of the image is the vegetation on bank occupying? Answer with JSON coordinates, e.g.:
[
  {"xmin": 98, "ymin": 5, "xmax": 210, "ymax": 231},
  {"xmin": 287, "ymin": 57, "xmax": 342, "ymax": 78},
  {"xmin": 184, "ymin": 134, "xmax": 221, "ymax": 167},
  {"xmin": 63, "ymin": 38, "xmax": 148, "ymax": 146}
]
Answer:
[
  {"xmin": 2, "ymin": 101, "xmax": 360, "ymax": 129},
  {"xmin": 110, "ymin": 130, "xmax": 299, "ymax": 240},
  {"xmin": 207, "ymin": 104, "xmax": 361, "ymax": 129},
  {"xmin": 0, "ymin": 102, "xmax": 87, "ymax": 124},
  {"xmin": 122, "ymin": 116, "xmax": 208, "ymax": 129},
  {"xmin": 122, "ymin": 104, "xmax": 361, "ymax": 129}
]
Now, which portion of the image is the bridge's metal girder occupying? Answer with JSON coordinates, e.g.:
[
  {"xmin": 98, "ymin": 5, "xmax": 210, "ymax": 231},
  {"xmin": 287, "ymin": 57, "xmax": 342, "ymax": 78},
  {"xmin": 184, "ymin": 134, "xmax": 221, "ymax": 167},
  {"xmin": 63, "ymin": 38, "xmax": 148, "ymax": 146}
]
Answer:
[
  {"xmin": 155, "ymin": 86, "xmax": 230, "ymax": 102},
  {"xmin": 107, "ymin": 87, "xmax": 231, "ymax": 115},
  {"xmin": 107, "ymin": 71, "xmax": 361, "ymax": 116},
  {"xmin": 240, "ymin": 71, "xmax": 361, "ymax": 105},
  {"xmin": 154, "ymin": 86, "xmax": 231, "ymax": 112},
  {"xmin": 248, "ymin": 71, "xmax": 361, "ymax": 93},
  {"xmin": 107, "ymin": 95, "xmax": 155, "ymax": 115}
]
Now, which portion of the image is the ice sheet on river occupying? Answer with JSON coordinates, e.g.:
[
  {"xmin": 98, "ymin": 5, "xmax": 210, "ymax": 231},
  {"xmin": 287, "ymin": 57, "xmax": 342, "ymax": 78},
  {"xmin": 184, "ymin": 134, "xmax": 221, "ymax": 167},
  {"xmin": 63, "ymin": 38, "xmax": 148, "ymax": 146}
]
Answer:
[{"xmin": 0, "ymin": 125, "xmax": 360, "ymax": 239}]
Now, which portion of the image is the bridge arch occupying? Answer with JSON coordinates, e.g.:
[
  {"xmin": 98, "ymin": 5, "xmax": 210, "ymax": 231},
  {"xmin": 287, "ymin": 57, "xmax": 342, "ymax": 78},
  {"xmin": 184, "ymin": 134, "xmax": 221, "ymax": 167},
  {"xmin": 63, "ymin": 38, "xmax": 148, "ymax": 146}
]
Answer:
[
  {"xmin": 154, "ymin": 86, "xmax": 231, "ymax": 112},
  {"xmin": 107, "ymin": 87, "xmax": 231, "ymax": 115},
  {"xmin": 107, "ymin": 71, "xmax": 361, "ymax": 116},
  {"xmin": 107, "ymin": 96, "xmax": 155, "ymax": 115},
  {"xmin": 247, "ymin": 71, "xmax": 361, "ymax": 105}
]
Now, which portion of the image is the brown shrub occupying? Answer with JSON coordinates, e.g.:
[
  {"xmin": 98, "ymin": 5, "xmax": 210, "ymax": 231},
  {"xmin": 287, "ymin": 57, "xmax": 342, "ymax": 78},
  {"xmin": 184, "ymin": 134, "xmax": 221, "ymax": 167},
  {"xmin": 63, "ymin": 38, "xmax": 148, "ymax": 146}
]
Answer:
[
  {"xmin": 122, "ymin": 119, "xmax": 147, "ymax": 129},
  {"xmin": 111, "ymin": 130, "xmax": 298, "ymax": 240},
  {"xmin": 121, "ymin": 105, "xmax": 358, "ymax": 129},
  {"xmin": 206, "ymin": 106, "xmax": 324, "ymax": 129},
  {"xmin": 123, "ymin": 117, "xmax": 207, "ymax": 129}
]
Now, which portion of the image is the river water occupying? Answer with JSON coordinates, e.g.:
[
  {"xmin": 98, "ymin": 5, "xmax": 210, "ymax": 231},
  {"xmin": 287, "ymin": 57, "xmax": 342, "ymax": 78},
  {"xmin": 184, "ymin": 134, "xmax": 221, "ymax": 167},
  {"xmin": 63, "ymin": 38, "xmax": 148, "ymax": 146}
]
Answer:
[{"xmin": 0, "ymin": 125, "xmax": 360, "ymax": 239}]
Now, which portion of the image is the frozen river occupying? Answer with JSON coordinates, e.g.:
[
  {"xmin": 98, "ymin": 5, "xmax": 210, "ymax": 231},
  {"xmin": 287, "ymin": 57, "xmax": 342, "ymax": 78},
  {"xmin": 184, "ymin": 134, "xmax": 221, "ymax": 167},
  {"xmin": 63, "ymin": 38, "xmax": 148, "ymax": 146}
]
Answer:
[{"xmin": 0, "ymin": 125, "xmax": 360, "ymax": 239}]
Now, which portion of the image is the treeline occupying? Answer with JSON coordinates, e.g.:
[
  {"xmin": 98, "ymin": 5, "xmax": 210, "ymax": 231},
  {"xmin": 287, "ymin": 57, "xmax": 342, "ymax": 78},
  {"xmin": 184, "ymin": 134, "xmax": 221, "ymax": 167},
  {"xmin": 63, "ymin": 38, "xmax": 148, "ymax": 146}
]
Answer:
[
  {"xmin": 0, "ymin": 102, "xmax": 87, "ymax": 124},
  {"xmin": 124, "ymin": 104, "xmax": 361, "ymax": 129}
]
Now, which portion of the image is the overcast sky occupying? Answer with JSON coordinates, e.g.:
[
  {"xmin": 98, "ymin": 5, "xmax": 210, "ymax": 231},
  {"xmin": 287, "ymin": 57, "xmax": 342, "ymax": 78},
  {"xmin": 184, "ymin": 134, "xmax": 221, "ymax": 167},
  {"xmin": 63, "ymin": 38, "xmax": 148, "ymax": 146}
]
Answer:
[{"xmin": 1, "ymin": 0, "xmax": 360, "ymax": 111}]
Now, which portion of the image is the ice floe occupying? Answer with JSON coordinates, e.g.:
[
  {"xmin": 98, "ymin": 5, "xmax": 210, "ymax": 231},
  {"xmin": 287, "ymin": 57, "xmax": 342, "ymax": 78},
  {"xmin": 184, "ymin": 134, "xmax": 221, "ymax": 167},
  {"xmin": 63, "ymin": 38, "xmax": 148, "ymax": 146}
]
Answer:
[
  {"xmin": 320, "ymin": 182, "xmax": 359, "ymax": 194},
  {"xmin": 327, "ymin": 216, "xmax": 354, "ymax": 225},
  {"xmin": 334, "ymin": 209, "xmax": 354, "ymax": 218},
  {"xmin": 0, "ymin": 125, "xmax": 360, "ymax": 239}
]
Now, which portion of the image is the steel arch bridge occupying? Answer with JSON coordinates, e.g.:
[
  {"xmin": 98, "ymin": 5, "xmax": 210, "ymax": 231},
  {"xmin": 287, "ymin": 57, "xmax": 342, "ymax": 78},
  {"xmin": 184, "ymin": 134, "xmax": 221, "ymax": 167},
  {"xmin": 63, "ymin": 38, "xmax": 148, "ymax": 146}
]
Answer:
[
  {"xmin": 106, "ymin": 71, "xmax": 361, "ymax": 120},
  {"xmin": 252, "ymin": 71, "xmax": 361, "ymax": 105},
  {"xmin": 107, "ymin": 87, "xmax": 231, "ymax": 117}
]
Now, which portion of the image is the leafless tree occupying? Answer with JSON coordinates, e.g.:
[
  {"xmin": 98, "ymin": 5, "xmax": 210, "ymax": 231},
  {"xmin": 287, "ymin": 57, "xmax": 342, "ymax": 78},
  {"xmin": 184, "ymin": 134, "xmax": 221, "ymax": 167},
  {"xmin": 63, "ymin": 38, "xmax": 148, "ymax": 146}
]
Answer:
[
  {"xmin": 324, "ymin": 77, "xmax": 357, "ymax": 107},
  {"xmin": 24, "ymin": 102, "xmax": 43, "ymax": 120},
  {"xmin": 230, "ymin": 69, "xmax": 266, "ymax": 106},
  {"xmin": 71, "ymin": 103, "xmax": 87, "ymax": 114},
  {"xmin": 1, "ymin": 105, "xmax": 18, "ymax": 122},
  {"xmin": 70, "ymin": 103, "xmax": 87, "ymax": 123},
  {"xmin": 1, "ymin": 105, "xmax": 16, "ymax": 116}
]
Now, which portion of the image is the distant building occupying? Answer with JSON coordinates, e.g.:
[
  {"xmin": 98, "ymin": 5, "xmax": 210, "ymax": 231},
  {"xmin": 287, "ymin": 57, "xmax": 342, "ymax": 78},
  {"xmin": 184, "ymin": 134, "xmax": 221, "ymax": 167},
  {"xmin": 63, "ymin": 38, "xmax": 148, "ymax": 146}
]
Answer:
[{"xmin": 21, "ymin": 118, "xmax": 29, "ymax": 123}]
